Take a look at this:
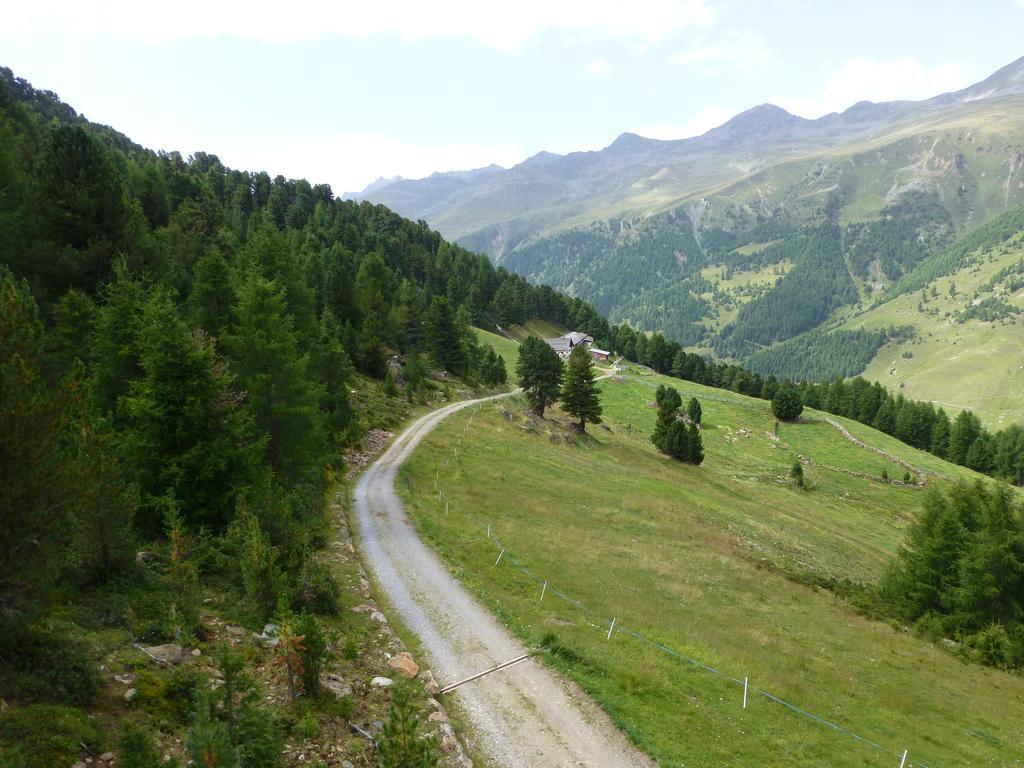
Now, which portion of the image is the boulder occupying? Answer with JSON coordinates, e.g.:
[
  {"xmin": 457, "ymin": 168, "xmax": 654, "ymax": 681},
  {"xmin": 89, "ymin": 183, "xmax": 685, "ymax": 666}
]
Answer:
[
  {"xmin": 370, "ymin": 676, "xmax": 394, "ymax": 688},
  {"xmin": 321, "ymin": 672, "xmax": 352, "ymax": 699},
  {"xmin": 421, "ymin": 669, "xmax": 440, "ymax": 695},
  {"xmin": 141, "ymin": 644, "xmax": 188, "ymax": 665},
  {"xmin": 386, "ymin": 651, "xmax": 419, "ymax": 679},
  {"xmin": 369, "ymin": 610, "xmax": 388, "ymax": 624},
  {"xmin": 124, "ymin": 687, "xmax": 138, "ymax": 702}
]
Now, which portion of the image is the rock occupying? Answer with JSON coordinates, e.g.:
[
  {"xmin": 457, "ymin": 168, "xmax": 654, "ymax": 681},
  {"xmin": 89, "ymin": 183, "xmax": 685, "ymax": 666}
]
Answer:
[
  {"xmin": 351, "ymin": 604, "xmax": 376, "ymax": 614},
  {"xmin": 321, "ymin": 672, "xmax": 352, "ymax": 699},
  {"xmin": 255, "ymin": 623, "xmax": 280, "ymax": 647},
  {"xmin": 422, "ymin": 669, "xmax": 440, "ymax": 695},
  {"xmin": 370, "ymin": 676, "xmax": 394, "ymax": 688},
  {"xmin": 427, "ymin": 711, "xmax": 447, "ymax": 723},
  {"xmin": 191, "ymin": 648, "xmax": 202, "ymax": 657},
  {"xmin": 426, "ymin": 697, "xmax": 445, "ymax": 712},
  {"xmin": 72, "ymin": 763, "xmax": 87, "ymax": 768},
  {"xmin": 386, "ymin": 651, "xmax": 419, "ymax": 679},
  {"xmin": 224, "ymin": 624, "xmax": 245, "ymax": 637},
  {"xmin": 369, "ymin": 610, "xmax": 388, "ymax": 624},
  {"xmin": 141, "ymin": 643, "xmax": 188, "ymax": 665},
  {"xmin": 342, "ymin": 762, "xmax": 355, "ymax": 768},
  {"xmin": 100, "ymin": 752, "xmax": 115, "ymax": 761},
  {"xmin": 113, "ymin": 674, "xmax": 133, "ymax": 685},
  {"xmin": 124, "ymin": 687, "xmax": 138, "ymax": 702}
]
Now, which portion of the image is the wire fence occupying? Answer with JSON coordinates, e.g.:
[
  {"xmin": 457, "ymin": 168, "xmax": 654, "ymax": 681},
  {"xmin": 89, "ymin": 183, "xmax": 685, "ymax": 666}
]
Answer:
[{"xmin": 418, "ymin": 402, "xmax": 939, "ymax": 768}]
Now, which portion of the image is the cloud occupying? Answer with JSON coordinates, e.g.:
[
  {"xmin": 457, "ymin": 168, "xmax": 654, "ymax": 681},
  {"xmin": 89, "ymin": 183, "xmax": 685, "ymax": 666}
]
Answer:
[
  {"xmin": 586, "ymin": 59, "xmax": 612, "ymax": 75},
  {"xmin": 631, "ymin": 106, "xmax": 736, "ymax": 140},
  {"xmin": 4, "ymin": 0, "xmax": 716, "ymax": 51},
  {"xmin": 781, "ymin": 57, "xmax": 971, "ymax": 118},
  {"xmin": 212, "ymin": 133, "xmax": 527, "ymax": 195},
  {"xmin": 669, "ymin": 29, "xmax": 773, "ymax": 76}
]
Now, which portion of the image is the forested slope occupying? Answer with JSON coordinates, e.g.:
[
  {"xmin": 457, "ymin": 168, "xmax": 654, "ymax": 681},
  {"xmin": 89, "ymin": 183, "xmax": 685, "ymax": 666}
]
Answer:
[{"xmin": 0, "ymin": 66, "xmax": 609, "ymax": 767}]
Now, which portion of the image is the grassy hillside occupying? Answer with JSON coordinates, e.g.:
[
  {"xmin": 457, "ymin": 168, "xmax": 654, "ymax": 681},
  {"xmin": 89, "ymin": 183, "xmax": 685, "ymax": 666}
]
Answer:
[
  {"xmin": 837, "ymin": 232, "xmax": 1024, "ymax": 427},
  {"xmin": 503, "ymin": 318, "xmax": 568, "ymax": 343},
  {"xmin": 472, "ymin": 326, "xmax": 520, "ymax": 371},
  {"xmin": 398, "ymin": 371, "xmax": 1024, "ymax": 766}
]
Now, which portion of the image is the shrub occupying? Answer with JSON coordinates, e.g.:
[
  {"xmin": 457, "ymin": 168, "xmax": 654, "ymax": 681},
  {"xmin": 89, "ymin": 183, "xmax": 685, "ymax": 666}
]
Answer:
[
  {"xmin": 971, "ymin": 623, "xmax": 1019, "ymax": 669},
  {"xmin": 0, "ymin": 704, "xmax": 106, "ymax": 768},
  {"xmin": 293, "ymin": 558, "xmax": 339, "ymax": 616},
  {"xmin": 0, "ymin": 621, "xmax": 100, "ymax": 706},
  {"xmin": 118, "ymin": 723, "xmax": 165, "ymax": 768}
]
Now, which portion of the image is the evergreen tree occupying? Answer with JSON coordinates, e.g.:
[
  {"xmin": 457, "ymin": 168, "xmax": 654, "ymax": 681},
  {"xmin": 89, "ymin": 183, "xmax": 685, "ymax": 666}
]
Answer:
[
  {"xmin": 227, "ymin": 269, "xmax": 325, "ymax": 480},
  {"xmin": 791, "ymin": 459, "xmax": 805, "ymax": 488},
  {"xmin": 121, "ymin": 292, "xmax": 262, "ymax": 533},
  {"xmin": 189, "ymin": 247, "xmax": 235, "ymax": 339},
  {"xmin": 652, "ymin": 385, "xmax": 682, "ymax": 451},
  {"xmin": 955, "ymin": 484, "xmax": 1024, "ymax": 630},
  {"xmin": 686, "ymin": 422, "xmax": 704, "ymax": 465},
  {"xmin": 687, "ymin": 397, "xmax": 702, "ymax": 425},
  {"xmin": 516, "ymin": 336, "xmax": 562, "ymax": 417},
  {"xmin": 560, "ymin": 344, "xmax": 602, "ymax": 432},
  {"xmin": 118, "ymin": 724, "xmax": 164, "ymax": 768},
  {"xmin": 931, "ymin": 409, "xmax": 951, "ymax": 458},
  {"xmin": 949, "ymin": 411, "xmax": 982, "ymax": 466},
  {"xmin": 377, "ymin": 685, "xmax": 438, "ymax": 768},
  {"xmin": 771, "ymin": 383, "xmax": 804, "ymax": 421},
  {"xmin": 424, "ymin": 295, "xmax": 464, "ymax": 373},
  {"xmin": 317, "ymin": 309, "xmax": 354, "ymax": 437}
]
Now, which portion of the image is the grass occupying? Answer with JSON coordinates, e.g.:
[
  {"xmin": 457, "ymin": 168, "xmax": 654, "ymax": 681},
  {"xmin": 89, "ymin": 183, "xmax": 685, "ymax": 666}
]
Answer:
[
  {"xmin": 397, "ymin": 370, "xmax": 1024, "ymax": 767},
  {"xmin": 472, "ymin": 326, "xmax": 521, "ymax": 372},
  {"xmin": 837, "ymin": 237, "xmax": 1024, "ymax": 427},
  {"xmin": 504, "ymin": 318, "xmax": 567, "ymax": 343}
]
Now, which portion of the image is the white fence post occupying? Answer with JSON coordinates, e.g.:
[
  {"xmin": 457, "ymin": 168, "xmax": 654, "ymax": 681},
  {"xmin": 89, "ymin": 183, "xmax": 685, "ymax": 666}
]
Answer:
[
  {"xmin": 607, "ymin": 617, "xmax": 616, "ymax": 640},
  {"xmin": 899, "ymin": 750, "xmax": 907, "ymax": 768},
  {"xmin": 743, "ymin": 677, "xmax": 748, "ymax": 709},
  {"xmin": 541, "ymin": 580, "xmax": 548, "ymax": 602},
  {"xmin": 495, "ymin": 549, "xmax": 505, "ymax": 566}
]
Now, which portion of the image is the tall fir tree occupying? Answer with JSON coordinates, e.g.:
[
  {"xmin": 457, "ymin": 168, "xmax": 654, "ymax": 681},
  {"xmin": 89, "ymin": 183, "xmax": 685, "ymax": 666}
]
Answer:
[
  {"xmin": 560, "ymin": 344, "xmax": 603, "ymax": 432},
  {"xmin": 516, "ymin": 335, "xmax": 563, "ymax": 417},
  {"xmin": 227, "ymin": 269, "xmax": 325, "ymax": 480}
]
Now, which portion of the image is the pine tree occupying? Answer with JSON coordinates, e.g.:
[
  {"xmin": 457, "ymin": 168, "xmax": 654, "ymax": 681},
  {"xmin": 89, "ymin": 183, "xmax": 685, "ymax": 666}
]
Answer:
[
  {"xmin": 424, "ymin": 295, "xmax": 464, "ymax": 373},
  {"xmin": 687, "ymin": 397, "xmax": 702, "ymax": 425},
  {"xmin": 652, "ymin": 385, "xmax": 681, "ymax": 453},
  {"xmin": 949, "ymin": 411, "xmax": 983, "ymax": 466},
  {"xmin": 227, "ymin": 269, "xmax": 325, "ymax": 480},
  {"xmin": 121, "ymin": 291, "xmax": 262, "ymax": 533},
  {"xmin": 686, "ymin": 422, "xmax": 704, "ymax": 465},
  {"xmin": 118, "ymin": 724, "xmax": 163, "ymax": 768},
  {"xmin": 377, "ymin": 684, "xmax": 439, "ymax": 768},
  {"xmin": 516, "ymin": 336, "xmax": 563, "ymax": 417},
  {"xmin": 771, "ymin": 383, "xmax": 803, "ymax": 421},
  {"xmin": 791, "ymin": 459, "xmax": 805, "ymax": 488},
  {"xmin": 189, "ymin": 247, "xmax": 235, "ymax": 339},
  {"xmin": 560, "ymin": 344, "xmax": 602, "ymax": 432}
]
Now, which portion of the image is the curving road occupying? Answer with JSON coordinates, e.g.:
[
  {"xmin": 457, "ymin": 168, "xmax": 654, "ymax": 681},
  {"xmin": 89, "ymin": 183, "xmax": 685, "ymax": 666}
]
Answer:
[{"xmin": 353, "ymin": 391, "xmax": 653, "ymax": 767}]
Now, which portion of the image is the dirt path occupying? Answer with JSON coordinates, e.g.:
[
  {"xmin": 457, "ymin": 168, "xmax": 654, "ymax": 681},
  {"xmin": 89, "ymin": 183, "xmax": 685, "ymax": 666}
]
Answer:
[{"xmin": 353, "ymin": 392, "xmax": 654, "ymax": 768}]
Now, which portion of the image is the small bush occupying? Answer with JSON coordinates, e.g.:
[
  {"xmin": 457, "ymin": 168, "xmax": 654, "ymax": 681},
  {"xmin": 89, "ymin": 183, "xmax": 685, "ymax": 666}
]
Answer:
[
  {"xmin": 293, "ymin": 558, "xmax": 340, "ymax": 616},
  {"xmin": 0, "ymin": 704, "xmax": 106, "ymax": 768},
  {"xmin": 0, "ymin": 621, "xmax": 100, "ymax": 706},
  {"xmin": 118, "ymin": 723, "xmax": 165, "ymax": 768},
  {"xmin": 971, "ymin": 623, "xmax": 1019, "ymax": 669}
]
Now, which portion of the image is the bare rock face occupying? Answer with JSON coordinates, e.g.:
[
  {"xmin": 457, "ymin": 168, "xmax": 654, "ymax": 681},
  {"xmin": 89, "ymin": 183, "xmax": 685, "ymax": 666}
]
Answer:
[{"xmin": 386, "ymin": 651, "xmax": 420, "ymax": 679}]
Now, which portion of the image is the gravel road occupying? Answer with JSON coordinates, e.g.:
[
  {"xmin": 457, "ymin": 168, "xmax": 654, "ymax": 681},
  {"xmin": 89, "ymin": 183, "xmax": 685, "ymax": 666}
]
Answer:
[{"xmin": 353, "ymin": 393, "xmax": 654, "ymax": 767}]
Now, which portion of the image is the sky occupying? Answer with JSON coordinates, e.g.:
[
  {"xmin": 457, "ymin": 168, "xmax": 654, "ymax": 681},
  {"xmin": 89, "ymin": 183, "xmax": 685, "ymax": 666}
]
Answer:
[{"xmin": 3, "ymin": 1, "xmax": 1023, "ymax": 194}]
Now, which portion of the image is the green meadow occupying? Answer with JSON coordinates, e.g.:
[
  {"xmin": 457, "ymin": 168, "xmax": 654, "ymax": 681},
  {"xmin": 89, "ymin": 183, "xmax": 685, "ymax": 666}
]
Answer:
[{"xmin": 397, "ymin": 370, "xmax": 1024, "ymax": 767}]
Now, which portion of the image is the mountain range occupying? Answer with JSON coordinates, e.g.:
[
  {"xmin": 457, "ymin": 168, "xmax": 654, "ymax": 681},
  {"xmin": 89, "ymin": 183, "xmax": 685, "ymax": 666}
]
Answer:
[{"xmin": 356, "ymin": 57, "xmax": 1024, "ymax": 423}]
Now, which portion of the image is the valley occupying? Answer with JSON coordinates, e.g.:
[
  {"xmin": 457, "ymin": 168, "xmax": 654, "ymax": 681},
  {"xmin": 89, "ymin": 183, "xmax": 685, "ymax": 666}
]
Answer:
[{"xmin": 396, "ymin": 366, "xmax": 1024, "ymax": 766}]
